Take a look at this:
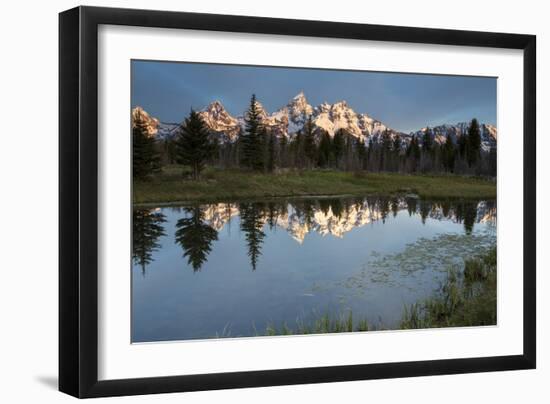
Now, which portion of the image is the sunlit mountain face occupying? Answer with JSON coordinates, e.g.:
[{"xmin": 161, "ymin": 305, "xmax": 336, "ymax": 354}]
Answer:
[{"xmin": 132, "ymin": 91, "xmax": 497, "ymax": 150}]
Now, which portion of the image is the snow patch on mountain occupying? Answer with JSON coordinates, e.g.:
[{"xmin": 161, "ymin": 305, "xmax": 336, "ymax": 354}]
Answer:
[
  {"xmin": 412, "ymin": 122, "xmax": 497, "ymax": 152},
  {"xmin": 132, "ymin": 92, "xmax": 497, "ymax": 150},
  {"xmin": 132, "ymin": 106, "xmax": 159, "ymax": 138}
]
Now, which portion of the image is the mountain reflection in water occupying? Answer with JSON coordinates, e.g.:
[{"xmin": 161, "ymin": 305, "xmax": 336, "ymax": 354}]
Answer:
[
  {"xmin": 132, "ymin": 197, "xmax": 496, "ymax": 274},
  {"xmin": 131, "ymin": 196, "xmax": 496, "ymax": 342}
]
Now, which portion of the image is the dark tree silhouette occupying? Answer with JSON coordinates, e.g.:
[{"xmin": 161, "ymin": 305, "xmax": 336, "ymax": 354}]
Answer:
[
  {"xmin": 329, "ymin": 198, "xmax": 344, "ymax": 219},
  {"xmin": 466, "ymin": 118, "xmax": 481, "ymax": 168},
  {"xmin": 458, "ymin": 132, "xmax": 467, "ymax": 159},
  {"xmin": 132, "ymin": 209, "xmax": 166, "ymax": 274},
  {"xmin": 133, "ymin": 114, "xmax": 161, "ymax": 180},
  {"xmin": 239, "ymin": 202, "xmax": 266, "ymax": 270},
  {"xmin": 279, "ymin": 133, "xmax": 288, "ymax": 167},
  {"xmin": 406, "ymin": 135, "xmax": 421, "ymax": 172},
  {"xmin": 175, "ymin": 206, "xmax": 218, "ymax": 272},
  {"xmin": 406, "ymin": 196, "xmax": 418, "ymax": 216},
  {"xmin": 392, "ymin": 135, "xmax": 401, "ymax": 171},
  {"xmin": 442, "ymin": 135, "xmax": 456, "ymax": 172},
  {"xmin": 265, "ymin": 131, "xmax": 276, "ymax": 173},
  {"xmin": 419, "ymin": 200, "xmax": 432, "ymax": 224},
  {"xmin": 174, "ymin": 110, "xmax": 215, "ymax": 179},
  {"xmin": 332, "ymin": 129, "xmax": 346, "ymax": 167},
  {"xmin": 303, "ymin": 115, "xmax": 317, "ymax": 167},
  {"xmin": 391, "ymin": 198, "xmax": 399, "ymax": 217},
  {"xmin": 380, "ymin": 129, "xmax": 392, "ymax": 171},
  {"xmin": 318, "ymin": 131, "xmax": 332, "ymax": 167},
  {"xmin": 240, "ymin": 94, "xmax": 264, "ymax": 170},
  {"xmin": 355, "ymin": 137, "xmax": 368, "ymax": 170},
  {"xmin": 462, "ymin": 201, "xmax": 478, "ymax": 235},
  {"xmin": 422, "ymin": 127, "xmax": 433, "ymax": 153}
]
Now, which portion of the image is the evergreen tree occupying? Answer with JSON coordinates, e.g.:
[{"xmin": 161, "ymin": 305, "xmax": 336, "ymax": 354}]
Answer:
[
  {"xmin": 292, "ymin": 130, "xmax": 305, "ymax": 168},
  {"xmin": 174, "ymin": 110, "xmax": 215, "ymax": 179},
  {"xmin": 163, "ymin": 138, "xmax": 177, "ymax": 164},
  {"xmin": 133, "ymin": 114, "xmax": 161, "ymax": 180},
  {"xmin": 303, "ymin": 115, "xmax": 317, "ymax": 167},
  {"xmin": 355, "ymin": 137, "xmax": 367, "ymax": 170},
  {"xmin": 458, "ymin": 132, "xmax": 467, "ymax": 159},
  {"xmin": 240, "ymin": 94, "xmax": 264, "ymax": 170},
  {"xmin": 132, "ymin": 209, "xmax": 166, "ymax": 274},
  {"xmin": 175, "ymin": 206, "xmax": 218, "ymax": 272},
  {"xmin": 392, "ymin": 134, "xmax": 401, "ymax": 171},
  {"xmin": 367, "ymin": 138, "xmax": 374, "ymax": 170},
  {"xmin": 380, "ymin": 129, "xmax": 392, "ymax": 171},
  {"xmin": 332, "ymin": 129, "xmax": 346, "ymax": 167},
  {"xmin": 466, "ymin": 118, "xmax": 481, "ymax": 168},
  {"xmin": 266, "ymin": 132, "xmax": 276, "ymax": 173},
  {"xmin": 421, "ymin": 127, "xmax": 434, "ymax": 171},
  {"xmin": 318, "ymin": 131, "xmax": 332, "ymax": 168},
  {"xmin": 279, "ymin": 133, "xmax": 288, "ymax": 168},
  {"xmin": 422, "ymin": 127, "xmax": 433, "ymax": 154},
  {"xmin": 442, "ymin": 135, "xmax": 456, "ymax": 172},
  {"xmin": 406, "ymin": 135, "xmax": 420, "ymax": 160}
]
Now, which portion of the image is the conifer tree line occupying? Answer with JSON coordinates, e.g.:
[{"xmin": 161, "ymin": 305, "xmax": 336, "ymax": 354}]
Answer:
[{"xmin": 133, "ymin": 95, "xmax": 497, "ymax": 179}]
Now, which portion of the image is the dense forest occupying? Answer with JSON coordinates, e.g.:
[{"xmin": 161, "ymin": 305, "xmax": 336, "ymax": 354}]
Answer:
[{"xmin": 133, "ymin": 94, "xmax": 497, "ymax": 181}]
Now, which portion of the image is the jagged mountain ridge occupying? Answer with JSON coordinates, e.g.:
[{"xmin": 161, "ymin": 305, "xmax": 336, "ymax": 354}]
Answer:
[
  {"xmin": 199, "ymin": 200, "xmax": 496, "ymax": 244},
  {"xmin": 133, "ymin": 92, "xmax": 497, "ymax": 148},
  {"xmin": 412, "ymin": 123, "xmax": 497, "ymax": 152}
]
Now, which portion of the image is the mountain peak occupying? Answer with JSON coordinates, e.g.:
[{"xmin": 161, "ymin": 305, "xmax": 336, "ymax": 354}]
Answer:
[
  {"xmin": 287, "ymin": 92, "xmax": 312, "ymax": 115},
  {"xmin": 197, "ymin": 101, "xmax": 240, "ymax": 141},
  {"xmin": 205, "ymin": 100, "xmax": 227, "ymax": 114},
  {"xmin": 292, "ymin": 91, "xmax": 306, "ymax": 101},
  {"xmin": 332, "ymin": 100, "xmax": 349, "ymax": 109},
  {"xmin": 131, "ymin": 106, "xmax": 159, "ymax": 137},
  {"xmin": 136, "ymin": 95, "xmax": 497, "ymax": 150},
  {"xmin": 208, "ymin": 99, "xmax": 224, "ymax": 108}
]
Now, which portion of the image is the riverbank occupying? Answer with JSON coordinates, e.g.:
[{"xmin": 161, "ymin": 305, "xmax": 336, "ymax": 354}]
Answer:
[{"xmin": 133, "ymin": 165, "xmax": 496, "ymax": 205}]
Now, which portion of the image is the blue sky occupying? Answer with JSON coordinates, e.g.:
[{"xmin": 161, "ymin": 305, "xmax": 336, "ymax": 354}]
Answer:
[{"xmin": 131, "ymin": 60, "xmax": 497, "ymax": 133}]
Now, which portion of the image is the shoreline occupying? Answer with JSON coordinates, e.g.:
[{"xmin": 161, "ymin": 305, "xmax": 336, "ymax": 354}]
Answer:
[{"xmin": 133, "ymin": 192, "xmax": 495, "ymax": 208}]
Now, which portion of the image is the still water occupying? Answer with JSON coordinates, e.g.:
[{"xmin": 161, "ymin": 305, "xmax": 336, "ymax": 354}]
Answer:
[{"xmin": 132, "ymin": 196, "xmax": 496, "ymax": 342}]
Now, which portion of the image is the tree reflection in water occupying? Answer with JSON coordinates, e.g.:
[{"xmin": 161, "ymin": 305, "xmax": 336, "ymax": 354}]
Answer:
[
  {"xmin": 132, "ymin": 208, "xmax": 166, "ymax": 275},
  {"xmin": 238, "ymin": 202, "xmax": 266, "ymax": 271},
  {"xmin": 133, "ymin": 197, "xmax": 496, "ymax": 273},
  {"xmin": 175, "ymin": 206, "xmax": 219, "ymax": 272}
]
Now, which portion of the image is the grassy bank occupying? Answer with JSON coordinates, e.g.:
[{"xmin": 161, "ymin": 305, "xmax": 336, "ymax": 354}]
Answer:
[
  {"xmin": 133, "ymin": 165, "xmax": 496, "ymax": 205},
  {"xmin": 401, "ymin": 247, "xmax": 497, "ymax": 329}
]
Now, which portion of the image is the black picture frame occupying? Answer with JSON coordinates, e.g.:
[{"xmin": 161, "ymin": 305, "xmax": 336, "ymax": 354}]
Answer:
[{"xmin": 59, "ymin": 5, "xmax": 536, "ymax": 398}]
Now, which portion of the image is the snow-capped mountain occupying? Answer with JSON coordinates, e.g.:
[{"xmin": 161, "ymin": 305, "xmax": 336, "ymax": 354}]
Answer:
[
  {"xmin": 132, "ymin": 91, "xmax": 497, "ymax": 148},
  {"xmin": 198, "ymin": 101, "xmax": 241, "ymax": 142},
  {"xmin": 412, "ymin": 123, "xmax": 498, "ymax": 152},
  {"xmin": 132, "ymin": 106, "xmax": 159, "ymax": 138},
  {"xmin": 273, "ymin": 91, "xmax": 314, "ymax": 135}
]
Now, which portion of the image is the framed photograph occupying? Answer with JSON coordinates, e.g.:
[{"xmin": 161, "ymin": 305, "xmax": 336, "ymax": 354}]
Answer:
[{"xmin": 59, "ymin": 6, "xmax": 536, "ymax": 398}]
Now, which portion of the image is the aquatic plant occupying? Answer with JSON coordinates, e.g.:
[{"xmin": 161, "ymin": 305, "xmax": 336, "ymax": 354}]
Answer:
[{"xmin": 400, "ymin": 247, "xmax": 497, "ymax": 329}]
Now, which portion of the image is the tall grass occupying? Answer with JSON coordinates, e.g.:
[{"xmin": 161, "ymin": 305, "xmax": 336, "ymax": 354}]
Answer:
[
  {"xmin": 401, "ymin": 247, "xmax": 497, "ymax": 329},
  {"xmin": 133, "ymin": 165, "xmax": 496, "ymax": 204},
  {"xmin": 261, "ymin": 311, "xmax": 370, "ymax": 336}
]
